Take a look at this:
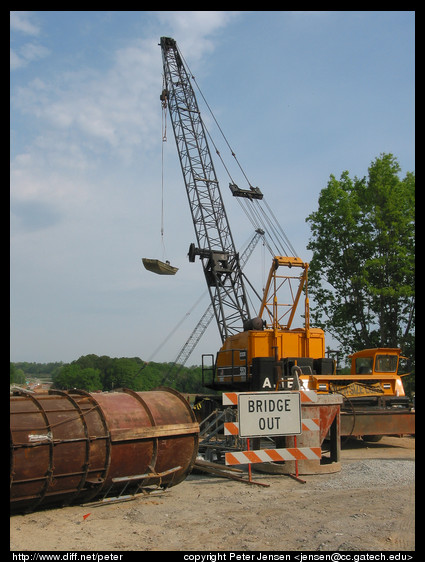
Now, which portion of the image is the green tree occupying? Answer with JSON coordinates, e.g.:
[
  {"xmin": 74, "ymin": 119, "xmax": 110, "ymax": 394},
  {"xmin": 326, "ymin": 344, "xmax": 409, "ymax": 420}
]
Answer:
[
  {"xmin": 52, "ymin": 364, "xmax": 102, "ymax": 391},
  {"xmin": 10, "ymin": 363, "xmax": 25, "ymax": 385},
  {"xmin": 107, "ymin": 358, "xmax": 139, "ymax": 390},
  {"xmin": 11, "ymin": 356, "xmax": 209, "ymax": 393},
  {"xmin": 306, "ymin": 153, "xmax": 415, "ymax": 358}
]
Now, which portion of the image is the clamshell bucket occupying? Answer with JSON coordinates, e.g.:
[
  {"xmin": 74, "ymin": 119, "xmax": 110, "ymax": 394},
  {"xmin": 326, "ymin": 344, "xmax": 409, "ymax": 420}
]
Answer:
[{"xmin": 142, "ymin": 258, "xmax": 178, "ymax": 275}]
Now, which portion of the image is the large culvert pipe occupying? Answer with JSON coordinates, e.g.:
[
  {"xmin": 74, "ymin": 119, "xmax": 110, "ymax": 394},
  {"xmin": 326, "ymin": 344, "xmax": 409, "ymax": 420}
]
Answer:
[{"xmin": 10, "ymin": 387, "xmax": 199, "ymax": 513}]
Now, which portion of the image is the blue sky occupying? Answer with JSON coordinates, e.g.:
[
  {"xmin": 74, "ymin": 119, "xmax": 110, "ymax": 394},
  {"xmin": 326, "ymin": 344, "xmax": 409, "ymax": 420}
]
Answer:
[{"xmin": 10, "ymin": 11, "xmax": 415, "ymax": 364}]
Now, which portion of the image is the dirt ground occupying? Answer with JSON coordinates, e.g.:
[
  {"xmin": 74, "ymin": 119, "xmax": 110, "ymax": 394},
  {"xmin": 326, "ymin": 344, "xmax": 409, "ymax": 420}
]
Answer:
[{"xmin": 10, "ymin": 436, "xmax": 415, "ymax": 553}]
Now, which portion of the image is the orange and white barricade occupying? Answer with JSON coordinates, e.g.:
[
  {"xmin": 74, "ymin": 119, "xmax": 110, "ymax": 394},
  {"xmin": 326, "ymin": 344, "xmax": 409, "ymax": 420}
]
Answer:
[{"xmin": 221, "ymin": 390, "xmax": 342, "ymax": 476}]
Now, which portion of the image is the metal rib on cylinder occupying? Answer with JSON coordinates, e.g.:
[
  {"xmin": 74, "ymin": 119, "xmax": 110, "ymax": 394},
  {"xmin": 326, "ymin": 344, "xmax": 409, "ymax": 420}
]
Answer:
[{"xmin": 10, "ymin": 387, "xmax": 199, "ymax": 513}]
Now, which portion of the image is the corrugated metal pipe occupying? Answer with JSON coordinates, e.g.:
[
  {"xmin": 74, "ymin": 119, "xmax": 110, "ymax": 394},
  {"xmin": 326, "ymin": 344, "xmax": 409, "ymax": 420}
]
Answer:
[{"xmin": 10, "ymin": 387, "xmax": 199, "ymax": 513}]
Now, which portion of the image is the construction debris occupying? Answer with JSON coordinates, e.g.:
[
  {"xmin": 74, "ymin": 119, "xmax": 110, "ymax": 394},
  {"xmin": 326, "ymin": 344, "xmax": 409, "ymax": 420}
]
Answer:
[{"xmin": 193, "ymin": 458, "xmax": 270, "ymax": 487}]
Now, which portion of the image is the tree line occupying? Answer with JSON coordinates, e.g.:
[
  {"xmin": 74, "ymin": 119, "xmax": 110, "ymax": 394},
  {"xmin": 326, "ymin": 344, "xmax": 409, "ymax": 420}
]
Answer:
[{"xmin": 10, "ymin": 355, "xmax": 210, "ymax": 394}]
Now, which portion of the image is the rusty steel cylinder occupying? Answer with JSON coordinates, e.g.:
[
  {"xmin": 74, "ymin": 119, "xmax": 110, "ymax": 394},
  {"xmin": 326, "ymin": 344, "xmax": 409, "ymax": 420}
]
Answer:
[{"xmin": 10, "ymin": 387, "xmax": 199, "ymax": 513}]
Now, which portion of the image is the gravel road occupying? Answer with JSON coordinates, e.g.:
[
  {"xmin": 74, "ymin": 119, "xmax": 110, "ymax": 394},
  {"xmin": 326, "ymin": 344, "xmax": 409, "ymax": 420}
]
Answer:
[{"xmin": 10, "ymin": 436, "xmax": 415, "ymax": 552}]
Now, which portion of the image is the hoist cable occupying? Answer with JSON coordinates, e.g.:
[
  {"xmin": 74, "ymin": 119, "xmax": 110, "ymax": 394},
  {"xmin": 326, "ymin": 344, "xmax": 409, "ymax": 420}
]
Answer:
[
  {"xmin": 160, "ymin": 84, "xmax": 167, "ymax": 258},
  {"xmin": 237, "ymin": 197, "xmax": 285, "ymax": 257},
  {"xmin": 263, "ymin": 198, "xmax": 298, "ymax": 256},
  {"xmin": 204, "ymin": 125, "xmax": 237, "ymax": 186},
  {"xmin": 177, "ymin": 45, "xmax": 299, "ymax": 261},
  {"xmin": 255, "ymin": 199, "xmax": 297, "ymax": 256},
  {"xmin": 178, "ymin": 47, "xmax": 252, "ymax": 188}
]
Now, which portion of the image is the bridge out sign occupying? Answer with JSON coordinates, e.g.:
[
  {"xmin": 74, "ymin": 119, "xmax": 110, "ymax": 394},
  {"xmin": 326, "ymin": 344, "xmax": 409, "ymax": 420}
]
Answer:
[{"xmin": 237, "ymin": 391, "xmax": 302, "ymax": 438}]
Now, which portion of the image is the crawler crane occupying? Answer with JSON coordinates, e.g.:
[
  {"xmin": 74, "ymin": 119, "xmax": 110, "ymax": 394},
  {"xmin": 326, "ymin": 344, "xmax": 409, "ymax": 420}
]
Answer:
[{"xmin": 159, "ymin": 37, "xmax": 414, "ymax": 441}]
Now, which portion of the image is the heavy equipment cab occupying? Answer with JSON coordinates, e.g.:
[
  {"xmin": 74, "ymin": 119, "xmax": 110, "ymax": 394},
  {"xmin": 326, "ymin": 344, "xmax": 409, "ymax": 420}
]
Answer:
[
  {"xmin": 201, "ymin": 256, "xmax": 330, "ymax": 391},
  {"xmin": 352, "ymin": 348, "xmax": 401, "ymax": 376},
  {"xmin": 305, "ymin": 347, "xmax": 408, "ymax": 399}
]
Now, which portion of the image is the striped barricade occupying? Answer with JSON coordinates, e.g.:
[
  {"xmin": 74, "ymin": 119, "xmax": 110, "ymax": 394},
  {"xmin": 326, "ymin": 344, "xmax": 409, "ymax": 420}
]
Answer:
[
  {"xmin": 221, "ymin": 389, "xmax": 321, "ymax": 468},
  {"xmin": 225, "ymin": 447, "xmax": 322, "ymax": 465},
  {"xmin": 222, "ymin": 392, "xmax": 239, "ymax": 406}
]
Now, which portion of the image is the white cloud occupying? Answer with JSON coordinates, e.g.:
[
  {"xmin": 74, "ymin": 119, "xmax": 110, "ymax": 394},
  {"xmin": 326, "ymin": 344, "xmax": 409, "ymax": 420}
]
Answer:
[
  {"xmin": 10, "ymin": 49, "xmax": 24, "ymax": 70},
  {"xmin": 158, "ymin": 10, "xmax": 239, "ymax": 36},
  {"xmin": 11, "ymin": 11, "xmax": 242, "ymax": 190},
  {"xmin": 19, "ymin": 41, "xmax": 49, "ymax": 62},
  {"xmin": 10, "ymin": 12, "xmax": 48, "ymax": 70},
  {"xmin": 10, "ymin": 42, "xmax": 49, "ymax": 70},
  {"xmin": 10, "ymin": 11, "xmax": 40, "ymax": 35},
  {"xmin": 11, "ymin": 13, "xmax": 242, "ymax": 239},
  {"xmin": 10, "ymin": 149, "xmax": 92, "ymax": 220},
  {"xmin": 156, "ymin": 11, "xmax": 241, "ymax": 62},
  {"xmin": 13, "ymin": 37, "xmax": 160, "ymax": 161}
]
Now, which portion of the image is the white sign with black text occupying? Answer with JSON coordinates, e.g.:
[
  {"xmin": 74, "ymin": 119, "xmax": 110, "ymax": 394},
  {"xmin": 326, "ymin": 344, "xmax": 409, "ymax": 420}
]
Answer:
[{"xmin": 237, "ymin": 391, "xmax": 302, "ymax": 438}]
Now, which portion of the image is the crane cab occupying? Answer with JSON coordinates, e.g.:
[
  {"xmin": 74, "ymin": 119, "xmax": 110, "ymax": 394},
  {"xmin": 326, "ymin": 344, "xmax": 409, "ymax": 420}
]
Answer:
[{"xmin": 202, "ymin": 326, "xmax": 327, "ymax": 390}]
